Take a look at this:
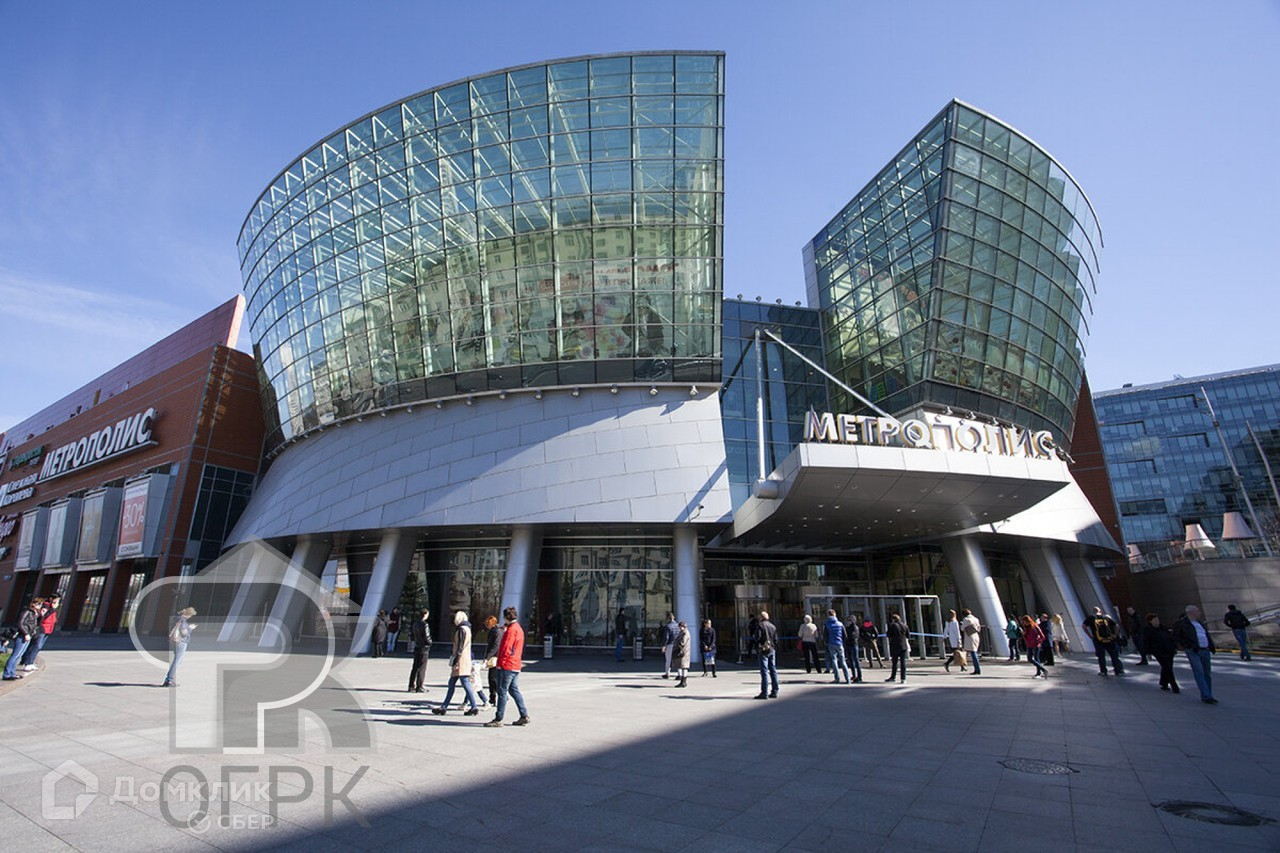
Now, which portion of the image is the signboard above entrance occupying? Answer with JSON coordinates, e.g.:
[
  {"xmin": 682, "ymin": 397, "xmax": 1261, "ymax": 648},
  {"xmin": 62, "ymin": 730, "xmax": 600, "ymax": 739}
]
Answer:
[{"xmin": 804, "ymin": 410, "xmax": 1059, "ymax": 461}]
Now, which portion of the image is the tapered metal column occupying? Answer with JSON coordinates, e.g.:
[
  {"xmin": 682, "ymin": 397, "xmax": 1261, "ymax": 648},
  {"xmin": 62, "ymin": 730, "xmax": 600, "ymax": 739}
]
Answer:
[
  {"xmin": 940, "ymin": 536, "xmax": 1011, "ymax": 657},
  {"xmin": 348, "ymin": 531, "xmax": 417, "ymax": 657},
  {"xmin": 673, "ymin": 525, "xmax": 701, "ymax": 663},
  {"xmin": 1064, "ymin": 554, "xmax": 1116, "ymax": 620},
  {"xmin": 218, "ymin": 545, "xmax": 278, "ymax": 643},
  {"xmin": 258, "ymin": 536, "xmax": 332, "ymax": 649},
  {"xmin": 500, "ymin": 525, "xmax": 543, "ymax": 627},
  {"xmin": 1018, "ymin": 543, "xmax": 1087, "ymax": 651}
]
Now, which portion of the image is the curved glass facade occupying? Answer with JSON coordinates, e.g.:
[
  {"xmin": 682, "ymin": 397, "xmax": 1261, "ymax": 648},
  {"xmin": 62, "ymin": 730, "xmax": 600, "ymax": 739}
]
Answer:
[
  {"xmin": 807, "ymin": 101, "xmax": 1102, "ymax": 444},
  {"xmin": 238, "ymin": 52, "xmax": 724, "ymax": 448}
]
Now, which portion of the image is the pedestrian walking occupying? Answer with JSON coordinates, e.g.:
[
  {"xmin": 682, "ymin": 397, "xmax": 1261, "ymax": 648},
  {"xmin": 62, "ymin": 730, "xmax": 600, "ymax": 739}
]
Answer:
[
  {"xmin": 1051, "ymin": 614, "xmax": 1070, "ymax": 656},
  {"xmin": 798, "ymin": 614, "xmax": 822, "ymax": 674},
  {"xmin": 1005, "ymin": 615, "xmax": 1022, "ymax": 661},
  {"xmin": 843, "ymin": 614, "xmax": 863, "ymax": 683},
  {"xmin": 753, "ymin": 610, "xmax": 779, "ymax": 699},
  {"xmin": 371, "ymin": 610, "xmax": 388, "ymax": 658},
  {"xmin": 860, "ymin": 618, "xmax": 884, "ymax": 668},
  {"xmin": 885, "ymin": 613, "xmax": 909, "ymax": 683},
  {"xmin": 485, "ymin": 607, "xmax": 530, "ymax": 727},
  {"xmin": 1038, "ymin": 613, "xmax": 1055, "ymax": 666},
  {"xmin": 1223, "ymin": 605, "xmax": 1252, "ymax": 661},
  {"xmin": 942, "ymin": 609, "xmax": 966, "ymax": 672},
  {"xmin": 19, "ymin": 594, "xmax": 60, "ymax": 671},
  {"xmin": 672, "ymin": 621, "xmax": 691, "ymax": 687},
  {"xmin": 1143, "ymin": 613, "xmax": 1180, "ymax": 694},
  {"xmin": 824, "ymin": 610, "xmax": 851, "ymax": 683},
  {"xmin": 615, "ymin": 607, "xmax": 628, "ymax": 662},
  {"xmin": 1173, "ymin": 605, "xmax": 1217, "ymax": 704},
  {"xmin": 700, "ymin": 619, "xmax": 717, "ymax": 677},
  {"xmin": 3, "ymin": 600, "xmax": 42, "ymax": 681},
  {"xmin": 407, "ymin": 608, "xmax": 432, "ymax": 693},
  {"xmin": 1021, "ymin": 615, "xmax": 1048, "ymax": 678},
  {"xmin": 960, "ymin": 609, "xmax": 982, "ymax": 674},
  {"xmin": 386, "ymin": 607, "xmax": 402, "ymax": 655},
  {"xmin": 483, "ymin": 615, "xmax": 503, "ymax": 706},
  {"xmin": 661, "ymin": 612, "xmax": 678, "ymax": 679},
  {"xmin": 161, "ymin": 607, "xmax": 197, "ymax": 687},
  {"xmin": 1083, "ymin": 607, "xmax": 1124, "ymax": 676},
  {"xmin": 1125, "ymin": 606, "xmax": 1148, "ymax": 665},
  {"xmin": 432, "ymin": 611, "xmax": 481, "ymax": 716}
]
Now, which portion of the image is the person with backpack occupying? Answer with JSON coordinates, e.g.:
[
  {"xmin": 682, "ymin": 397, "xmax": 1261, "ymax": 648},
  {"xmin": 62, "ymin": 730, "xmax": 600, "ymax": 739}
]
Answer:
[
  {"xmin": 1083, "ymin": 606, "xmax": 1124, "ymax": 676},
  {"xmin": 753, "ymin": 611, "xmax": 779, "ymax": 699},
  {"xmin": 1004, "ymin": 615, "xmax": 1022, "ymax": 661},
  {"xmin": 1223, "ymin": 605, "xmax": 1252, "ymax": 661}
]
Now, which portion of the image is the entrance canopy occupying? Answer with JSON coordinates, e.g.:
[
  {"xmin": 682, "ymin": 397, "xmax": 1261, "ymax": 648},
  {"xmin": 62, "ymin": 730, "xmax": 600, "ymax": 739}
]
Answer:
[{"xmin": 712, "ymin": 442, "xmax": 1073, "ymax": 552}]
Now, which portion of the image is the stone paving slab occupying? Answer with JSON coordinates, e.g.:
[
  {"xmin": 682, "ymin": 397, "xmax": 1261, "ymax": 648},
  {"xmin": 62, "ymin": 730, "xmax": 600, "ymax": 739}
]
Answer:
[{"xmin": 1, "ymin": 642, "xmax": 1278, "ymax": 851}]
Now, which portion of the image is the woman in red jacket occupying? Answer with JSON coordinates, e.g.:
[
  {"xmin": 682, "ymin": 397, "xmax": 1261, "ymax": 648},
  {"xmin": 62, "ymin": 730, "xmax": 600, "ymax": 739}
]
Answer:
[{"xmin": 1021, "ymin": 615, "xmax": 1048, "ymax": 679}]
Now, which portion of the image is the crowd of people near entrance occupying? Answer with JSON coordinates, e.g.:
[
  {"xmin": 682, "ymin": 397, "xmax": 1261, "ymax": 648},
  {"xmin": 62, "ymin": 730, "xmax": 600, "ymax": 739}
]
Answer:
[{"xmin": 629, "ymin": 601, "xmax": 1262, "ymax": 704}]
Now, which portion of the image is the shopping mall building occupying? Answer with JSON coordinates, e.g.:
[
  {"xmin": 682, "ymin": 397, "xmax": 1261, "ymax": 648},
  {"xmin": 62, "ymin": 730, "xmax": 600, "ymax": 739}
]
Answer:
[{"xmin": 2, "ymin": 52, "xmax": 1125, "ymax": 657}]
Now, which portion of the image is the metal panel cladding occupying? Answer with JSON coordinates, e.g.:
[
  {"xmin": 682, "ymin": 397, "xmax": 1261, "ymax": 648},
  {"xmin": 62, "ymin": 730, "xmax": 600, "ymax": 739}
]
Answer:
[{"xmin": 238, "ymin": 53, "xmax": 724, "ymax": 450}]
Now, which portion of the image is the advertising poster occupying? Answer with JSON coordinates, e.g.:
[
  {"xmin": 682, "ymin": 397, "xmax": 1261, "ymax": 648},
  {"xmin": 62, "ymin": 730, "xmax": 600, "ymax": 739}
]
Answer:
[
  {"xmin": 117, "ymin": 479, "xmax": 150, "ymax": 559},
  {"xmin": 42, "ymin": 502, "xmax": 67, "ymax": 567},
  {"xmin": 77, "ymin": 491, "xmax": 105, "ymax": 563}
]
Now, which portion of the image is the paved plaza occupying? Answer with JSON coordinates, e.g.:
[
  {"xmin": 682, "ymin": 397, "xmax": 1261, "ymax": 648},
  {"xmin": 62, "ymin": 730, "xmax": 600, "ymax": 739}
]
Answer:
[{"xmin": 1, "ymin": 637, "xmax": 1278, "ymax": 852}]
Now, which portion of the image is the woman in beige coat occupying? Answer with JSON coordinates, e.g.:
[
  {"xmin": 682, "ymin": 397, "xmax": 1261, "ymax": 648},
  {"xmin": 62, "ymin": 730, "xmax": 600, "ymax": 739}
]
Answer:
[
  {"xmin": 431, "ymin": 611, "xmax": 480, "ymax": 716},
  {"xmin": 672, "ymin": 621, "xmax": 692, "ymax": 688}
]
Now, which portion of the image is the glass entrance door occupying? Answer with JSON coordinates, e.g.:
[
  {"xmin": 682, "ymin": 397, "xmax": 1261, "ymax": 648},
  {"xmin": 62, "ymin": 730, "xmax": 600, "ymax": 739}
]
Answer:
[{"xmin": 78, "ymin": 574, "xmax": 107, "ymax": 631}]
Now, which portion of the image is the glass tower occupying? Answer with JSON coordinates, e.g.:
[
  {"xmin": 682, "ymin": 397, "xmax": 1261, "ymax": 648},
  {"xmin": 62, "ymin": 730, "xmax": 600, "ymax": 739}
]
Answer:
[
  {"xmin": 804, "ymin": 100, "xmax": 1103, "ymax": 447},
  {"xmin": 237, "ymin": 52, "xmax": 724, "ymax": 450},
  {"xmin": 1095, "ymin": 365, "xmax": 1280, "ymax": 549}
]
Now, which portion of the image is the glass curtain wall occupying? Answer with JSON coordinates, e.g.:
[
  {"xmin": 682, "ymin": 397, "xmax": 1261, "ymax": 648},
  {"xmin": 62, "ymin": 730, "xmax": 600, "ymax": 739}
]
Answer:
[
  {"xmin": 538, "ymin": 544, "xmax": 672, "ymax": 647},
  {"xmin": 807, "ymin": 101, "xmax": 1103, "ymax": 446},
  {"xmin": 238, "ymin": 53, "xmax": 725, "ymax": 449}
]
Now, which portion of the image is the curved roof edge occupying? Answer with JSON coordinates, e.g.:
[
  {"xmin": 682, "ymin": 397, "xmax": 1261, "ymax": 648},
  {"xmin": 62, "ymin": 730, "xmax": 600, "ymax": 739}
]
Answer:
[{"xmin": 237, "ymin": 49, "xmax": 726, "ymax": 241}]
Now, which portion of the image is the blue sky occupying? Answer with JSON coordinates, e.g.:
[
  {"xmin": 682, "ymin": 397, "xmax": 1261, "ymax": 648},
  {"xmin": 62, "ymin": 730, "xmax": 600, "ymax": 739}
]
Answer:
[{"xmin": 1, "ymin": 0, "xmax": 1277, "ymax": 435}]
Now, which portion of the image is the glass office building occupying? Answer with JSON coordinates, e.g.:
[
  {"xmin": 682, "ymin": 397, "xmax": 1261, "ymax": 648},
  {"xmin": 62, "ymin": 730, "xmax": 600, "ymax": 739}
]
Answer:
[
  {"xmin": 804, "ymin": 102, "xmax": 1103, "ymax": 447},
  {"xmin": 238, "ymin": 53, "xmax": 724, "ymax": 451},
  {"xmin": 1095, "ymin": 364, "xmax": 1280, "ymax": 550},
  {"xmin": 227, "ymin": 55, "xmax": 1120, "ymax": 659}
]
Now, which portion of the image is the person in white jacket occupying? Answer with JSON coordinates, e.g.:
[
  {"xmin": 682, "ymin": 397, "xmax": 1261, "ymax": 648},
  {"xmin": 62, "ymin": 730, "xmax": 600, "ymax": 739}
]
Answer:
[{"xmin": 943, "ymin": 610, "xmax": 966, "ymax": 673}]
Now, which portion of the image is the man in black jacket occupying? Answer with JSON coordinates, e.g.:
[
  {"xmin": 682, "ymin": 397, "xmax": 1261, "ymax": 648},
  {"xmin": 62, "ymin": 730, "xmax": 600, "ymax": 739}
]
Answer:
[
  {"xmin": 1173, "ymin": 605, "xmax": 1217, "ymax": 704},
  {"xmin": 4, "ymin": 600, "xmax": 42, "ymax": 681},
  {"xmin": 407, "ymin": 609, "xmax": 432, "ymax": 693},
  {"xmin": 1223, "ymin": 605, "xmax": 1252, "ymax": 661},
  {"xmin": 753, "ymin": 611, "xmax": 779, "ymax": 699},
  {"xmin": 1083, "ymin": 607, "xmax": 1124, "ymax": 676}
]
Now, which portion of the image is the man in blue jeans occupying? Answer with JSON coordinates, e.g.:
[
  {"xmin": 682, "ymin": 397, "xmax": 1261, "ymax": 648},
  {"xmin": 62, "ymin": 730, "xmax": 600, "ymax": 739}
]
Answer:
[
  {"xmin": 1173, "ymin": 605, "xmax": 1218, "ymax": 704},
  {"xmin": 1223, "ymin": 605, "xmax": 1252, "ymax": 661},
  {"xmin": 824, "ymin": 610, "xmax": 850, "ymax": 683},
  {"xmin": 614, "ymin": 608, "xmax": 628, "ymax": 662},
  {"xmin": 486, "ymin": 607, "xmax": 530, "ymax": 727},
  {"xmin": 753, "ymin": 611, "xmax": 779, "ymax": 699}
]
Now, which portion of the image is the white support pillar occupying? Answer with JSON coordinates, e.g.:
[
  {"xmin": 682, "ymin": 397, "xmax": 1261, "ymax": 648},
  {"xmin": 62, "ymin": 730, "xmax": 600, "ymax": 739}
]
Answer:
[
  {"xmin": 500, "ymin": 525, "xmax": 543, "ymax": 628},
  {"xmin": 348, "ymin": 531, "xmax": 417, "ymax": 658},
  {"xmin": 1018, "ymin": 543, "xmax": 1088, "ymax": 652},
  {"xmin": 219, "ymin": 545, "xmax": 278, "ymax": 643},
  {"xmin": 673, "ymin": 525, "xmax": 701, "ymax": 663},
  {"xmin": 258, "ymin": 536, "xmax": 332, "ymax": 649},
  {"xmin": 1064, "ymin": 554, "xmax": 1116, "ymax": 621},
  {"xmin": 941, "ymin": 535, "xmax": 1011, "ymax": 658}
]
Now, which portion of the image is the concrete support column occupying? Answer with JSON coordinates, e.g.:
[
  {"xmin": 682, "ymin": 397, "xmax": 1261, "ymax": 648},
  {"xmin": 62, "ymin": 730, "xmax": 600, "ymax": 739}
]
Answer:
[
  {"xmin": 219, "ymin": 544, "xmax": 283, "ymax": 643},
  {"xmin": 941, "ymin": 535, "xmax": 1010, "ymax": 658},
  {"xmin": 673, "ymin": 525, "xmax": 701, "ymax": 663},
  {"xmin": 500, "ymin": 525, "xmax": 543, "ymax": 628},
  {"xmin": 1064, "ymin": 554, "xmax": 1116, "ymax": 621},
  {"xmin": 258, "ymin": 536, "xmax": 332, "ymax": 649},
  {"xmin": 348, "ymin": 531, "xmax": 417, "ymax": 658},
  {"xmin": 1018, "ymin": 543, "xmax": 1087, "ymax": 651}
]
